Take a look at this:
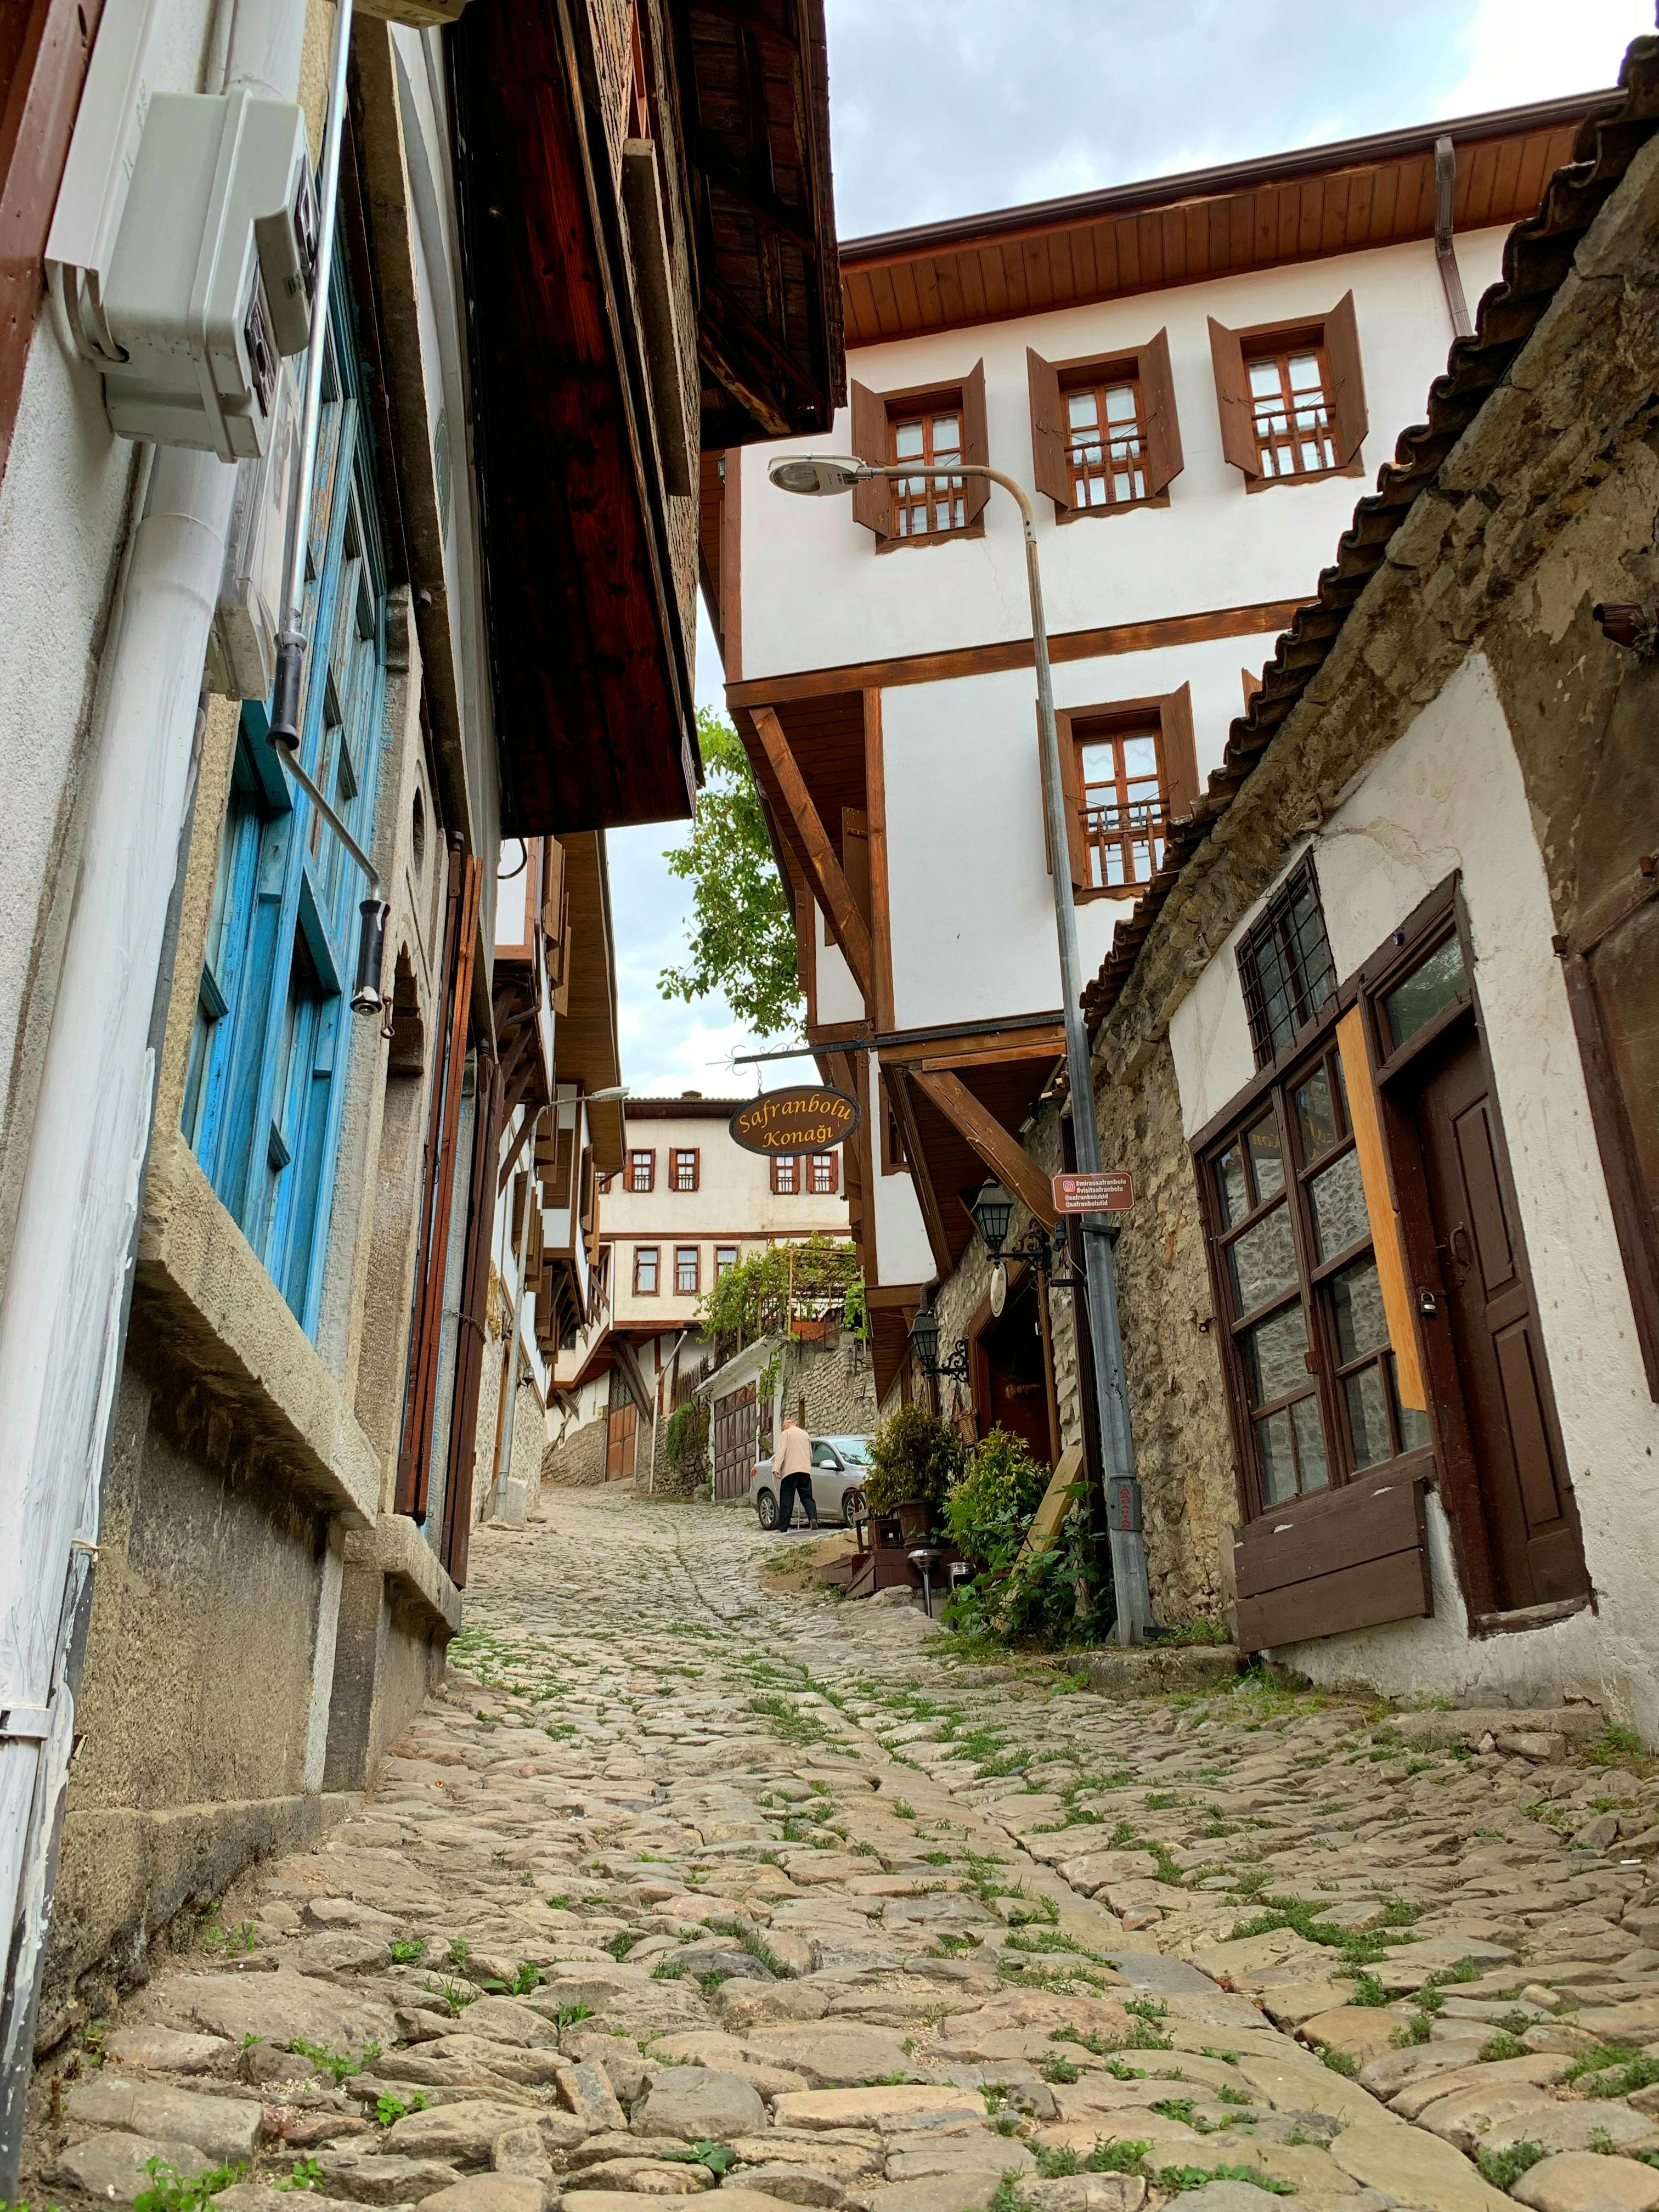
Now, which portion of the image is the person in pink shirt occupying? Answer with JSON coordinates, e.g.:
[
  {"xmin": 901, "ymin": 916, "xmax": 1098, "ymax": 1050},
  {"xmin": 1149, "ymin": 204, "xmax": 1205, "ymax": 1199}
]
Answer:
[{"xmin": 774, "ymin": 1416, "xmax": 820, "ymax": 1532}]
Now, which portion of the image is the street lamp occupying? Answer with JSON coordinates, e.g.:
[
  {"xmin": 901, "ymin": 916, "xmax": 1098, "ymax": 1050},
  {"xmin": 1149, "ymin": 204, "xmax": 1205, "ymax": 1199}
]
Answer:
[
  {"xmin": 909, "ymin": 1303, "xmax": 968, "ymax": 1383},
  {"xmin": 769, "ymin": 452, "xmax": 1153, "ymax": 1641}
]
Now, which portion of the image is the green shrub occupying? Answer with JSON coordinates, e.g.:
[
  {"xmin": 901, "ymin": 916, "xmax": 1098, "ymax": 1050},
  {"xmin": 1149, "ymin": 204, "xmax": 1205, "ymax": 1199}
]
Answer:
[
  {"xmin": 664, "ymin": 1402, "xmax": 710, "ymax": 1478},
  {"xmin": 864, "ymin": 1404, "xmax": 964, "ymax": 1516},
  {"xmin": 945, "ymin": 1428, "xmax": 1050, "ymax": 1572}
]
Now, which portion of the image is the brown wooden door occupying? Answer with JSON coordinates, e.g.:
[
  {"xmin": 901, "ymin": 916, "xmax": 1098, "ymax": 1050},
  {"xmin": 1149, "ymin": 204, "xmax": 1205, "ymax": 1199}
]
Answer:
[
  {"xmin": 1406, "ymin": 1023, "xmax": 1587, "ymax": 1611},
  {"xmin": 712, "ymin": 1383, "xmax": 757, "ymax": 1500},
  {"xmin": 605, "ymin": 1402, "xmax": 637, "ymax": 1482}
]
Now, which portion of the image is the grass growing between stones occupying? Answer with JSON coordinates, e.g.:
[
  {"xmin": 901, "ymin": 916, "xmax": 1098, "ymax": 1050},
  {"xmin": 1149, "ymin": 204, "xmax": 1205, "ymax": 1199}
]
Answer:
[
  {"xmin": 133, "ymin": 2158, "xmax": 247, "ymax": 2212},
  {"xmin": 1475, "ymin": 2142, "xmax": 1545, "ymax": 2191},
  {"xmin": 1566, "ymin": 2043, "xmax": 1659, "ymax": 2096}
]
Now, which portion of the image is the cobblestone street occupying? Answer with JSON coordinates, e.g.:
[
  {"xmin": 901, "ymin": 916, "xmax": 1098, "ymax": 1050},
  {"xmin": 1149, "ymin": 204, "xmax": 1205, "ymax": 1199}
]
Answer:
[{"xmin": 29, "ymin": 1492, "xmax": 1659, "ymax": 2212}]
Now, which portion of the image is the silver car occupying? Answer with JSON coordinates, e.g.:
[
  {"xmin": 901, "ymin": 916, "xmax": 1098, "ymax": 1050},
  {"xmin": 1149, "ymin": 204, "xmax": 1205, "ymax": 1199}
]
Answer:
[{"xmin": 749, "ymin": 1434, "xmax": 872, "ymax": 1530}]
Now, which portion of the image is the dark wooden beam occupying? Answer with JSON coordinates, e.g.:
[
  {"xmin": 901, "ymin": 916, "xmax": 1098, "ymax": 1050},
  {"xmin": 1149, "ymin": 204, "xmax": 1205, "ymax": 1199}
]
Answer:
[
  {"xmin": 886, "ymin": 1064, "xmax": 953, "ymax": 1281},
  {"xmin": 912, "ymin": 1066, "xmax": 1059, "ymax": 1229},
  {"xmin": 751, "ymin": 704, "xmax": 874, "ymax": 1006}
]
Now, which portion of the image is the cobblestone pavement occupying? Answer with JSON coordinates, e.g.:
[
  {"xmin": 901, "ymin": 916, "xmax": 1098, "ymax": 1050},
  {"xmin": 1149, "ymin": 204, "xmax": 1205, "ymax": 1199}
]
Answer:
[{"xmin": 29, "ymin": 1490, "xmax": 1659, "ymax": 2212}]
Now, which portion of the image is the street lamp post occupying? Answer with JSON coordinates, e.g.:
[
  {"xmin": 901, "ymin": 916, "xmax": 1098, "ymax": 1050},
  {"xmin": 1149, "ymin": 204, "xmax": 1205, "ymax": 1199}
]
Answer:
[{"xmin": 768, "ymin": 454, "xmax": 1152, "ymax": 1641}]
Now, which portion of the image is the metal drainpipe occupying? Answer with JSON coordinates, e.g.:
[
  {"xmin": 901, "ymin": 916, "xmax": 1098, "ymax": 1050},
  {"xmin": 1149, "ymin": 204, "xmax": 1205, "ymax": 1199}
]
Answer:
[{"xmin": 1435, "ymin": 136, "xmax": 1473, "ymax": 341}]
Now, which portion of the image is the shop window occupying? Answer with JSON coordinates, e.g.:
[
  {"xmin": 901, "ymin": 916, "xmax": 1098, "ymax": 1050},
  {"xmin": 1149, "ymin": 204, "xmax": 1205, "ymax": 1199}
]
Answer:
[{"xmin": 1203, "ymin": 1034, "xmax": 1429, "ymax": 1516}]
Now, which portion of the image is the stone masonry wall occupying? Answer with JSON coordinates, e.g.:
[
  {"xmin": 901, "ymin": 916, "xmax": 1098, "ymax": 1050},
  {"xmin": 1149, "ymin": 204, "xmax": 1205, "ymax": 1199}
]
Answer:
[{"xmin": 543, "ymin": 1415, "xmax": 610, "ymax": 1490}]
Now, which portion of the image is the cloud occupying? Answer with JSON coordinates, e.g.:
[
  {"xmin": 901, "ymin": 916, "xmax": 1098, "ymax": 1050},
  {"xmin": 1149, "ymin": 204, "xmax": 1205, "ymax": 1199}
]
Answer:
[{"xmin": 1435, "ymin": 0, "xmax": 1642, "ymax": 116}]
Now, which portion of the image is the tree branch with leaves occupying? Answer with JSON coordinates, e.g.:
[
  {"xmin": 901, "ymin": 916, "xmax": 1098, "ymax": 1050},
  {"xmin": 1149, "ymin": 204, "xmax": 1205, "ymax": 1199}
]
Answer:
[{"xmin": 658, "ymin": 708, "xmax": 804, "ymax": 1041}]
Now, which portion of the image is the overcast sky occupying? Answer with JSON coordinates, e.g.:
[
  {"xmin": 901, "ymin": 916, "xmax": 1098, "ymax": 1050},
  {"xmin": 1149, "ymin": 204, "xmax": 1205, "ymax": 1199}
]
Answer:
[{"xmin": 607, "ymin": 0, "xmax": 1650, "ymax": 1101}]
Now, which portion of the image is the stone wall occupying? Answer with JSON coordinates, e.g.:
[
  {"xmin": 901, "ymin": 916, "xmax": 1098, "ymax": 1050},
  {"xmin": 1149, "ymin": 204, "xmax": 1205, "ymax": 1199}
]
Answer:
[{"xmin": 543, "ymin": 1416, "xmax": 610, "ymax": 1490}]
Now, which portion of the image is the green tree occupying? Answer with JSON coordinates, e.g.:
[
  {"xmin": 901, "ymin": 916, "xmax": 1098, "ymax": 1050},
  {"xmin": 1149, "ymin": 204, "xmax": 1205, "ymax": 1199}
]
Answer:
[{"xmin": 659, "ymin": 708, "xmax": 803, "ymax": 1039}]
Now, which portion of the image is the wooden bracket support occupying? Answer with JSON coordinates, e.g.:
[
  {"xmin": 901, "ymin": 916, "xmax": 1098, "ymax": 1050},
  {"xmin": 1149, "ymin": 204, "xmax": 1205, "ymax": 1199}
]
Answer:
[
  {"xmin": 912, "ymin": 1065, "xmax": 1059, "ymax": 1230},
  {"xmin": 751, "ymin": 702, "xmax": 876, "ymax": 1008}
]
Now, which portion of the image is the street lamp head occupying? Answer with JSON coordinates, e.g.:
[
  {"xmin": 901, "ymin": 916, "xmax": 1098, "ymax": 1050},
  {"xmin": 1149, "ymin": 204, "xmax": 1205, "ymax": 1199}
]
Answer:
[
  {"xmin": 908, "ymin": 1304, "xmax": 940, "ymax": 1372},
  {"xmin": 768, "ymin": 454, "xmax": 865, "ymax": 498},
  {"xmin": 969, "ymin": 1177, "xmax": 1014, "ymax": 1260}
]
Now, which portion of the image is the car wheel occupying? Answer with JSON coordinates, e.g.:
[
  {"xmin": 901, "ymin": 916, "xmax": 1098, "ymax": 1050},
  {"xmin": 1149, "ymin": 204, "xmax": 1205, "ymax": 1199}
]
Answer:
[
  {"xmin": 841, "ymin": 1487, "xmax": 866, "ymax": 1527},
  {"xmin": 756, "ymin": 1489, "xmax": 778, "ymax": 1530}
]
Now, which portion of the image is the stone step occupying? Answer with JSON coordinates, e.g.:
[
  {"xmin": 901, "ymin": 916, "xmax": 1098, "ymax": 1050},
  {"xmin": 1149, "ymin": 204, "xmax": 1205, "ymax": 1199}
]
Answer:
[{"xmin": 1393, "ymin": 1706, "xmax": 1605, "ymax": 1754}]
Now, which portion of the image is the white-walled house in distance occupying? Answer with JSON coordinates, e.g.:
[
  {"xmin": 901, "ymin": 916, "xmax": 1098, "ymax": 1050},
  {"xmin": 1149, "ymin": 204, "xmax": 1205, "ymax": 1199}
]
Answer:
[
  {"xmin": 705, "ymin": 95, "xmax": 1611, "ymax": 1404},
  {"xmin": 549, "ymin": 1096, "xmax": 850, "ymax": 1484}
]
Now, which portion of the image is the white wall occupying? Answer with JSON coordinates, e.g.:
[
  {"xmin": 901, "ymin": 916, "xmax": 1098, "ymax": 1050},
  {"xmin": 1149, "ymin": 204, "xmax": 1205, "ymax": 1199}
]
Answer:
[
  {"xmin": 864, "ymin": 1053, "xmax": 933, "ymax": 1288},
  {"xmin": 741, "ymin": 231, "xmax": 1508, "ymax": 682},
  {"xmin": 1167, "ymin": 654, "xmax": 1659, "ymax": 1726},
  {"xmin": 882, "ymin": 628, "xmax": 1284, "ymax": 1030}
]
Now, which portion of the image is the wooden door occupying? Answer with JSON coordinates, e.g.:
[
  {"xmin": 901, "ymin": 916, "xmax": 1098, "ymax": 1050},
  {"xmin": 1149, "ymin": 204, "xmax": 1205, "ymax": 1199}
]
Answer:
[
  {"xmin": 712, "ymin": 1383, "xmax": 757, "ymax": 1500},
  {"xmin": 605, "ymin": 1402, "xmax": 636, "ymax": 1482},
  {"xmin": 975, "ymin": 1273, "xmax": 1055, "ymax": 1467},
  {"xmin": 1406, "ymin": 1024, "xmax": 1587, "ymax": 1611}
]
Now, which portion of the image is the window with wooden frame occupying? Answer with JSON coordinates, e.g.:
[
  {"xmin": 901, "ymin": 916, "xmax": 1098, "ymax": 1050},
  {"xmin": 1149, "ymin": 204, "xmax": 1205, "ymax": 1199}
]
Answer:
[
  {"xmin": 808, "ymin": 1152, "xmax": 838, "ymax": 1195},
  {"xmin": 671, "ymin": 1147, "xmax": 699, "ymax": 1192},
  {"xmin": 1049, "ymin": 688, "xmax": 1199, "ymax": 897},
  {"xmin": 849, "ymin": 363, "xmax": 989, "ymax": 551},
  {"xmin": 881, "ymin": 1077, "xmax": 909, "ymax": 1175},
  {"xmin": 675, "ymin": 1245, "xmax": 700, "ymax": 1294},
  {"xmin": 1208, "ymin": 295, "xmax": 1367, "ymax": 490},
  {"xmin": 628, "ymin": 1149, "xmax": 654, "ymax": 1192},
  {"xmin": 633, "ymin": 1245, "xmax": 659, "ymax": 1294},
  {"xmin": 1027, "ymin": 333, "xmax": 1182, "ymax": 520},
  {"xmin": 715, "ymin": 1244, "xmax": 738, "ymax": 1279},
  {"xmin": 1238, "ymin": 855, "xmax": 1338, "ymax": 1066},
  {"xmin": 771, "ymin": 1155, "xmax": 800, "ymax": 1194},
  {"xmin": 1202, "ymin": 1034, "xmax": 1432, "ymax": 1517}
]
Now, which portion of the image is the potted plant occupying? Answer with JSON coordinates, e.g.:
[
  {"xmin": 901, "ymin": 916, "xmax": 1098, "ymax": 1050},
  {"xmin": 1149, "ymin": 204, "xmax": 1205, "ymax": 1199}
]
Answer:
[{"xmin": 864, "ymin": 1404, "xmax": 965, "ymax": 1542}]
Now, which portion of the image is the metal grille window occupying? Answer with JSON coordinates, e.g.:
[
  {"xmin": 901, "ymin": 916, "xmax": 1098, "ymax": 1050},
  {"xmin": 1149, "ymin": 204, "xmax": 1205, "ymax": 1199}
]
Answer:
[
  {"xmin": 715, "ymin": 1244, "xmax": 738, "ymax": 1278},
  {"xmin": 1076, "ymin": 724, "xmax": 1166, "ymax": 890},
  {"xmin": 1065, "ymin": 377, "xmax": 1147, "ymax": 508},
  {"xmin": 1238, "ymin": 856, "xmax": 1337, "ymax": 1066},
  {"xmin": 1205, "ymin": 1034, "xmax": 1429, "ymax": 1513},
  {"xmin": 808, "ymin": 1153, "xmax": 837, "ymax": 1195},
  {"xmin": 629, "ymin": 1149, "xmax": 654, "ymax": 1192},
  {"xmin": 672, "ymin": 1147, "xmax": 698, "ymax": 1191},
  {"xmin": 675, "ymin": 1245, "xmax": 700, "ymax": 1294},
  {"xmin": 891, "ymin": 409, "xmax": 964, "ymax": 537},
  {"xmin": 1248, "ymin": 347, "xmax": 1336, "ymax": 478},
  {"xmin": 771, "ymin": 1155, "xmax": 799, "ymax": 1194}
]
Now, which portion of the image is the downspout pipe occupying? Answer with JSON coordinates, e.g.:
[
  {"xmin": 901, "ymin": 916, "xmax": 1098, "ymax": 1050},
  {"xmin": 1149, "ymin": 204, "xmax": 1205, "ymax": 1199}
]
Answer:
[
  {"xmin": 0, "ymin": 0, "xmax": 315, "ymax": 2181},
  {"xmin": 1434, "ymin": 135, "xmax": 1473, "ymax": 341}
]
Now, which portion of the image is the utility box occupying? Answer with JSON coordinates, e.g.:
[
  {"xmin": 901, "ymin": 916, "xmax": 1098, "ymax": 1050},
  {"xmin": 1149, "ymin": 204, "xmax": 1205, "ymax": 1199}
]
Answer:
[{"xmin": 50, "ymin": 68, "xmax": 315, "ymax": 462}]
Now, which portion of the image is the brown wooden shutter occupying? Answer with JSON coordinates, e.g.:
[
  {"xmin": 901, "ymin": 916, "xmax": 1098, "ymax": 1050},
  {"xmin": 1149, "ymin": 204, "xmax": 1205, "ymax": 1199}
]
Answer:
[
  {"xmin": 850, "ymin": 381, "xmax": 892, "ymax": 540},
  {"xmin": 541, "ymin": 837, "xmax": 567, "ymax": 980},
  {"xmin": 1026, "ymin": 347, "xmax": 1071, "ymax": 512},
  {"xmin": 1161, "ymin": 682, "xmax": 1200, "ymax": 825},
  {"xmin": 1041, "ymin": 706, "xmax": 1087, "ymax": 888},
  {"xmin": 824, "ymin": 1152, "xmax": 839, "ymax": 1195},
  {"xmin": 962, "ymin": 359, "xmax": 990, "ymax": 526},
  {"xmin": 1139, "ymin": 328, "xmax": 1184, "ymax": 496},
  {"xmin": 690, "ymin": 1148, "xmax": 700, "ymax": 1192},
  {"xmin": 1209, "ymin": 317, "xmax": 1260, "ymax": 478},
  {"xmin": 1324, "ymin": 291, "xmax": 1368, "ymax": 466}
]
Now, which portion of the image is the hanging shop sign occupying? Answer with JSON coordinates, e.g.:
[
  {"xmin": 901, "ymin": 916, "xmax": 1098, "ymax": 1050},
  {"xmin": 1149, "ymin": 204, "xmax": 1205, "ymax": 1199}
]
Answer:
[
  {"xmin": 729, "ymin": 1084, "xmax": 861, "ymax": 1155},
  {"xmin": 1052, "ymin": 1170, "xmax": 1135, "ymax": 1213}
]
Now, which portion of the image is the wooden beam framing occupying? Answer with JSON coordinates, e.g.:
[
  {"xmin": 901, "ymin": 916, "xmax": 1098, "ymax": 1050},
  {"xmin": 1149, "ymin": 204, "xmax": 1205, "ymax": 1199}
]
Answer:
[
  {"xmin": 863, "ymin": 689, "xmax": 895, "ymax": 1032},
  {"xmin": 885, "ymin": 1063, "xmax": 953, "ymax": 1280},
  {"xmin": 727, "ymin": 597, "xmax": 1309, "ymax": 708},
  {"xmin": 751, "ymin": 703, "xmax": 875, "ymax": 1006},
  {"xmin": 912, "ymin": 1065, "xmax": 1059, "ymax": 1229}
]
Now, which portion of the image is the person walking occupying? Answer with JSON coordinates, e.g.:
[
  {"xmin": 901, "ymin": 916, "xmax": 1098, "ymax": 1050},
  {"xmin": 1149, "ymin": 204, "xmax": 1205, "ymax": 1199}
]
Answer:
[{"xmin": 774, "ymin": 1416, "xmax": 820, "ymax": 1532}]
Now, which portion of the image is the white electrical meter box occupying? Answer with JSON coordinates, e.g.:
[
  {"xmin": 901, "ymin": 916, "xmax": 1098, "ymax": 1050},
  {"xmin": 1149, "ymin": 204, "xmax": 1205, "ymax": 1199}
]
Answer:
[
  {"xmin": 207, "ymin": 358, "xmax": 301, "ymax": 699},
  {"xmin": 97, "ymin": 89, "xmax": 315, "ymax": 460}
]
